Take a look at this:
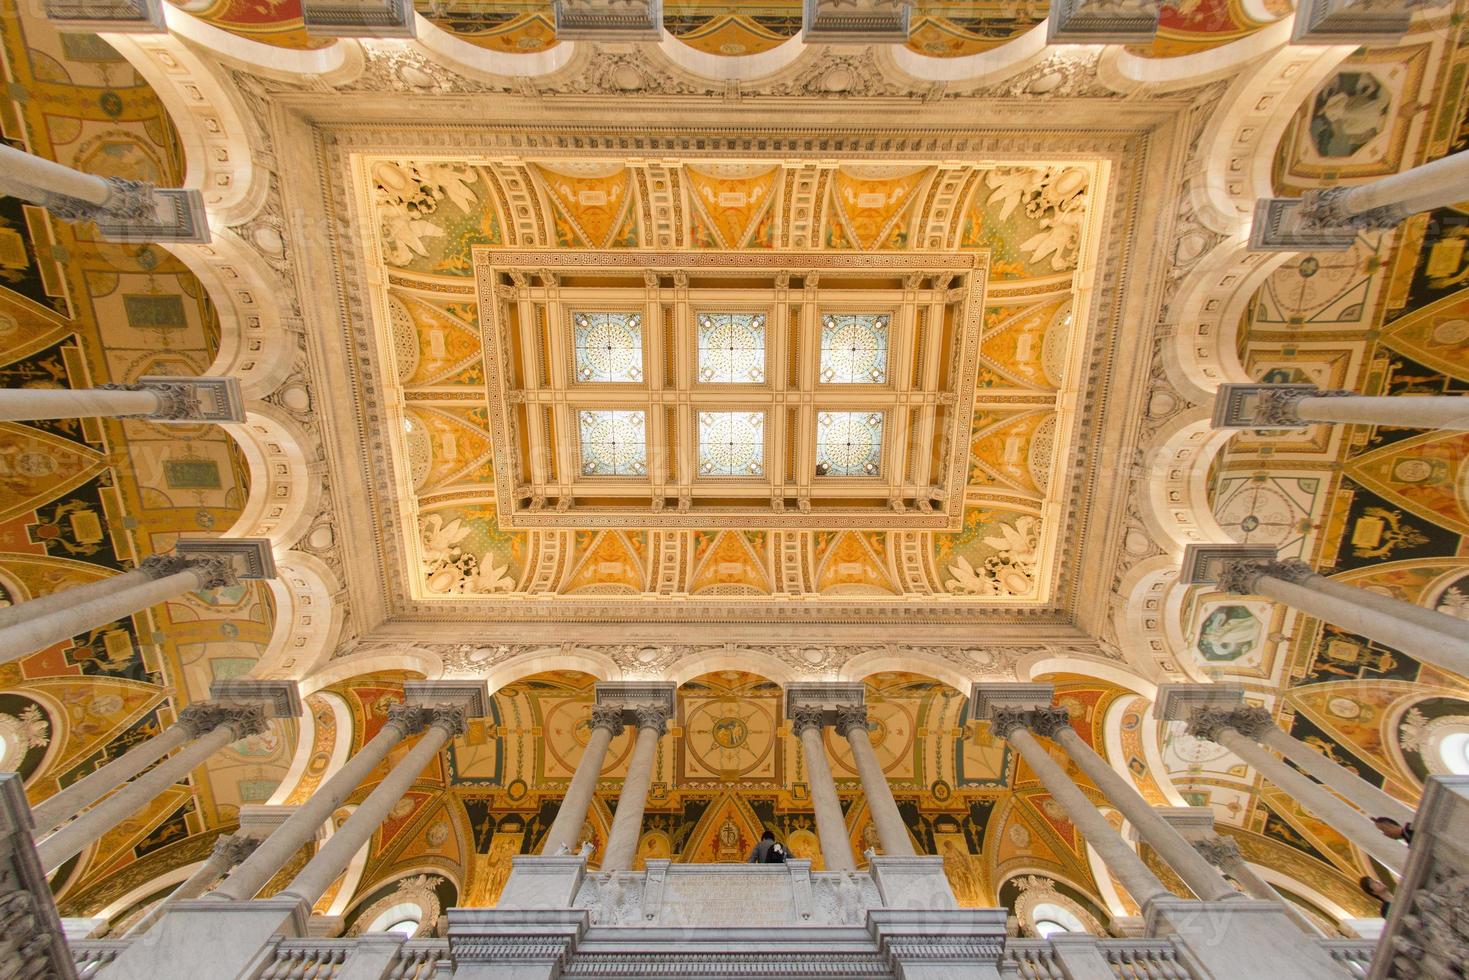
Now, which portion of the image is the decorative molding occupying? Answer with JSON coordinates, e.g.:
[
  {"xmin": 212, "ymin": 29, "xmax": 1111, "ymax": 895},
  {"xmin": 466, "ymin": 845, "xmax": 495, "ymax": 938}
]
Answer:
[
  {"xmin": 1047, "ymin": 0, "xmax": 1160, "ymax": 43},
  {"xmin": 208, "ymin": 679, "xmax": 304, "ymax": 719},
  {"xmin": 402, "ymin": 680, "xmax": 490, "ymax": 717},
  {"xmin": 1177, "ymin": 543, "xmax": 1277, "ymax": 586},
  {"xmin": 553, "ymin": 0, "xmax": 661, "ymax": 39},
  {"xmin": 0, "ymin": 774, "xmax": 76, "ymax": 979},
  {"xmin": 1290, "ymin": 0, "xmax": 1423, "ymax": 44},
  {"xmin": 301, "ymin": 0, "xmax": 416, "ymax": 38},
  {"xmin": 803, "ymin": 0, "xmax": 913, "ymax": 43},
  {"xmin": 1248, "ymin": 197, "xmax": 1357, "ymax": 252},
  {"xmin": 40, "ymin": 0, "xmax": 165, "ymax": 31}
]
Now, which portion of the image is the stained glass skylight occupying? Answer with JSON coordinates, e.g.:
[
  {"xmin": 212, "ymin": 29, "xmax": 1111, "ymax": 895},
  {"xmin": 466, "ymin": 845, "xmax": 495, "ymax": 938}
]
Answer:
[
  {"xmin": 697, "ymin": 312, "xmax": 766, "ymax": 384},
  {"xmin": 819, "ymin": 313, "xmax": 889, "ymax": 384},
  {"xmin": 815, "ymin": 411, "xmax": 883, "ymax": 477},
  {"xmin": 579, "ymin": 410, "xmax": 647, "ymax": 476},
  {"xmin": 698, "ymin": 411, "xmax": 765, "ymax": 477},
  {"xmin": 574, "ymin": 311, "xmax": 643, "ymax": 383}
]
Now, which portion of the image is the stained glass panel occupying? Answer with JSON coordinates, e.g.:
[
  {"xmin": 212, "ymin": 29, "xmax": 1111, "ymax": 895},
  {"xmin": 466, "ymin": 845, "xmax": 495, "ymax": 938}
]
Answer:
[
  {"xmin": 698, "ymin": 411, "xmax": 765, "ymax": 477},
  {"xmin": 697, "ymin": 312, "xmax": 766, "ymax": 384},
  {"xmin": 579, "ymin": 410, "xmax": 647, "ymax": 476},
  {"xmin": 819, "ymin": 313, "xmax": 889, "ymax": 384},
  {"xmin": 574, "ymin": 311, "xmax": 644, "ymax": 383},
  {"xmin": 815, "ymin": 411, "xmax": 883, "ymax": 477}
]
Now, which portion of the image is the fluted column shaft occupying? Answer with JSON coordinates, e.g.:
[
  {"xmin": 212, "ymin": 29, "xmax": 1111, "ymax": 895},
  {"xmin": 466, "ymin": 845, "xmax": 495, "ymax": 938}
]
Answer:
[
  {"xmin": 998, "ymin": 718, "xmax": 1170, "ymax": 906},
  {"xmin": 1190, "ymin": 713, "xmax": 1407, "ymax": 874},
  {"xmin": 541, "ymin": 705, "xmax": 622, "ymax": 856},
  {"xmin": 210, "ymin": 704, "xmax": 431, "ymax": 902},
  {"xmin": 36, "ymin": 705, "xmax": 266, "ymax": 871},
  {"xmin": 29, "ymin": 721, "xmax": 193, "ymax": 835},
  {"xmin": 602, "ymin": 705, "xmax": 667, "ymax": 872},
  {"xmin": 127, "ymin": 834, "xmax": 257, "ymax": 935},
  {"xmin": 1225, "ymin": 559, "xmax": 1469, "ymax": 676},
  {"xmin": 0, "ymin": 554, "xmax": 235, "ymax": 664},
  {"xmin": 793, "ymin": 708, "xmax": 855, "ymax": 871},
  {"xmin": 837, "ymin": 705, "xmax": 914, "ymax": 857},
  {"xmin": 1253, "ymin": 726, "xmax": 1414, "ymax": 825},
  {"xmin": 0, "ymin": 386, "xmax": 161, "ymax": 421},
  {"xmin": 1048, "ymin": 723, "xmax": 1236, "ymax": 901},
  {"xmin": 278, "ymin": 707, "xmax": 464, "ymax": 908}
]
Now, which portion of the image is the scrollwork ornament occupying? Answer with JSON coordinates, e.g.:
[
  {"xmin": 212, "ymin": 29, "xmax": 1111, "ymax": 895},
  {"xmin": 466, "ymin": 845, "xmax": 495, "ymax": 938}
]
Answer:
[
  {"xmin": 589, "ymin": 703, "xmax": 626, "ymax": 737},
  {"xmin": 1252, "ymin": 387, "xmax": 1356, "ymax": 426},
  {"xmin": 139, "ymin": 381, "xmax": 203, "ymax": 420},
  {"xmin": 791, "ymin": 704, "xmax": 826, "ymax": 737},
  {"xmin": 633, "ymin": 704, "xmax": 669, "ymax": 736}
]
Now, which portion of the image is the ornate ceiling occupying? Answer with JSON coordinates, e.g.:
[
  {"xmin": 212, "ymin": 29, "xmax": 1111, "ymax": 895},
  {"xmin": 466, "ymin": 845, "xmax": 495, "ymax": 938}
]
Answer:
[{"xmin": 359, "ymin": 157, "xmax": 1099, "ymax": 608}]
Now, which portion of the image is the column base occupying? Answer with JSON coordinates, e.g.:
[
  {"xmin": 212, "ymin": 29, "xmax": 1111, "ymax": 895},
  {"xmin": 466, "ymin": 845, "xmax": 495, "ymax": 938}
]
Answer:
[
  {"xmin": 496, "ymin": 854, "xmax": 588, "ymax": 909},
  {"xmin": 868, "ymin": 855, "xmax": 959, "ymax": 910},
  {"xmin": 103, "ymin": 897, "xmax": 308, "ymax": 980},
  {"xmin": 1144, "ymin": 897, "xmax": 1352, "ymax": 978}
]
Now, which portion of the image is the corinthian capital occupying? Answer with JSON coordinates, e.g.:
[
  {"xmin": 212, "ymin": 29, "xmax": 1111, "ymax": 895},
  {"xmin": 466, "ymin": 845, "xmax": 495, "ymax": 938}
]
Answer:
[
  {"xmin": 633, "ymin": 704, "xmax": 669, "ymax": 736},
  {"xmin": 1192, "ymin": 835, "xmax": 1242, "ymax": 868},
  {"xmin": 589, "ymin": 703, "xmax": 626, "ymax": 736},
  {"xmin": 1216, "ymin": 558, "xmax": 1313, "ymax": 595},
  {"xmin": 428, "ymin": 704, "xmax": 468, "ymax": 737},
  {"xmin": 1028, "ymin": 706, "xmax": 1072, "ymax": 739},
  {"xmin": 385, "ymin": 703, "xmax": 432, "ymax": 735},
  {"xmin": 1253, "ymin": 386, "xmax": 1353, "ymax": 426},
  {"xmin": 176, "ymin": 702, "xmax": 268, "ymax": 740},
  {"xmin": 834, "ymin": 704, "xmax": 870, "ymax": 737},
  {"xmin": 1298, "ymin": 187, "xmax": 1407, "ymax": 232},
  {"xmin": 211, "ymin": 833, "xmax": 261, "ymax": 867},
  {"xmin": 1185, "ymin": 706, "xmax": 1275, "ymax": 743},
  {"xmin": 790, "ymin": 704, "xmax": 826, "ymax": 737}
]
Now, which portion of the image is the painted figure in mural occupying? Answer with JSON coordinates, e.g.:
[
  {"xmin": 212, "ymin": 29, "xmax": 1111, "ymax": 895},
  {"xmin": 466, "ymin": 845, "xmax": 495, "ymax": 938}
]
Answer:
[
  {"xmin": 1310, "ymin": 72, "xmax": 1392, "ymax": 158},
  {"xmin": 1196, "ymin": 605, "xmax": 1259, "ymax": 662}
]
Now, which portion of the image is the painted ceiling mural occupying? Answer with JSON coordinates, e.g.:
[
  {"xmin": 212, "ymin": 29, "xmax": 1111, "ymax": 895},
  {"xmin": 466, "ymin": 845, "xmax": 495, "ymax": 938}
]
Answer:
[
  {"xmin": 144, "ymin": 0, "xmax": 1283, "ymax": 59},
  {"xmin": 0, "ymin": 10, "xmax": 290, "ymax": 910},
  {"xmin": 1178, "ymin": 32, "xmax": 1469, "ymax": 886},
  {"xmin": 366, "ymin": 157, "xmax": 1090, "ymax": 605}
]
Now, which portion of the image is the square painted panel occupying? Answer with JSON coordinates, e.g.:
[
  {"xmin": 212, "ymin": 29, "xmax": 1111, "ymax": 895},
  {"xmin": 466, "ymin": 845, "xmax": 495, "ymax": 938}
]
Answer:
[
  {"xmin": 574, "ymin": 311, "xmax": 644, "ymax": 383},
  {"xmin": 819, "ymin": 313, "xmax": 889, "ymax": 384},
  {"xmin": 816, "ymin": 411, "xmax": 883, "ymax": 477},
  {"xmin": 698, "ymin": 411, "xmax": 765, "ymax": 477},
  {"xmin": 579, "ymin": 410, "xmax": 647, "ymax": 476},
  {"xmin": 697, "ymin": 312, "xmax": 766, "ymax": 384}
]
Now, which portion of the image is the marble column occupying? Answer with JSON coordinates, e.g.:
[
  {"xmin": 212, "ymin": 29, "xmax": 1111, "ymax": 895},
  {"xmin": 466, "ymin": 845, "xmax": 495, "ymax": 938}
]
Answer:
[
  {"xmin": 0, "ymin": 144, "xmax": 209, "ymax": 243},
  {"xmin": 1217, "ymin": 557, "xmax": 1469, "ymax": 676},
  {"xmin": 991, "ymin": 708, "xmax": 1171, "ymax": 906},
  {"xmin": 1253, "ymin": 150, "xmax": 1469, "ymax": 249},
  {"xmin": 836, "ymin": 704, "xmax": 914, "ymax": 857},
  {"xmin": 127, "ymin": 833, "xmax": 258, "ymax": 935},
  {"xmin": 540, "ymin": 704, "xmax": 623, "ymax": 856},
  {"xmin": 209, "ymin": 703, "xmax": 433, "ymax": 902},
  {"xmin": 791, "ymin": 705, "xmax": 856, "ymax": 871},
  {"xmin": 1046, "ymin": 718, "xmax": 1237, "ymax": 901},
  {"xmin": 602, "ymin": 704, "xmax": 668, "ymax": 872},
  {"xmin": 0, "ymin": 547, "xmax": 268, "ymax": 664},
  {"xmin": 1215, "ymin": 383, "xmax": 1469, "ymax": 431},
  {"xmin": 1249, "ymin": 722, "xmax": 1415, "ymax": 826},
  {"xmin": 276, "ymin": 705, "xmax": 466, "ymax": 908},
  {"xmin": 1187, "ymin": 707, "xmax": 1408, "ymax": 874},
  {"xmin": 36, "ymin": 704, "xmax": 267, "ymax": 871},
  {"xmin": 0, "ymin": 377, "xmax": 243, "ymax": 425},
  {"xmin": 28, "ymin": 717, "xmax": 196, "ymax": 836}
]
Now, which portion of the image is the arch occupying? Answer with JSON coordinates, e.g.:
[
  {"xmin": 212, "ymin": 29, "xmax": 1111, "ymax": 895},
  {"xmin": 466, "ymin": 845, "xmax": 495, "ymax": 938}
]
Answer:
[
  {"xmin": 656, "ymin": 29, "xmax": 806, "ymax": 82},
  {"xmin": 1100, "ymin": 17, "xmax": 1293, "ymax": 90},
  {"xmin": 1102, "ymin": 692, "xmax": 1189, "ymax": 807},
  {"xmin": 101, "ymin": 32, "xmax": 267, "ymax": 223},
  {"xmin": 666, "ymin": 648, "xmax": 795, "ymax": 688},
  {"xmin": 221, "ymin": 407, "xmax": 319, "ymax": 549},
  {"xmin": 268, "ymin": 690, "xmax": 352, "ymax": 807},
  {"xmin": 837, "ymin": 648, "xmax": 972, "ymax": 694},
  {"xmin": 187, "ymin": 227, "xmax": 300, "ymax": 399},
  {"xmin": 412, "ymin": 14, "xmax": 577, "ymax": 82},
  {"xmin": 483, "ymin": 646, "xmax": 620, "ymax": 694},
  {"xmin": 255, "ymin": 551, "xmax": 347, "ymax": 682},
  {"xmin": 160, "ymin": 6, "xmax": 364, "ymax": 83},
  {"xmin": 1136, "ymin": 411, "xmax": 1236, "ymax": 553},
  {"xmin": 1021, "ymin": 656, "xmax": 1157, "ymax": 699},
  {"xmin": 299, "ymin": 649, "xmax": 442, "ymax": 697},
  {"xmin": 882, "ymin": 22, "xmax": 1049, "ymax": 85}
]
